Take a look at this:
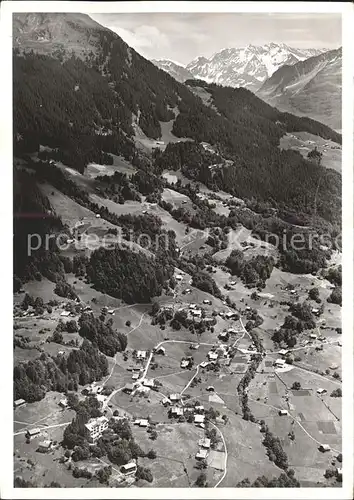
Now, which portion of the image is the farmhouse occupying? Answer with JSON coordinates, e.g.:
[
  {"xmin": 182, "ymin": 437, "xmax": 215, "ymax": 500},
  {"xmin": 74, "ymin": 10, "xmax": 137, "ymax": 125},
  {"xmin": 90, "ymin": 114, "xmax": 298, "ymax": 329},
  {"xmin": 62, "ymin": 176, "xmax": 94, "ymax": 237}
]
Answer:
[
  {"xmin": 121, "ymin": 462, "xmax": 137, "ymax": 475},
  {"xmin": 107, "ymin": 309, "xmax": 115, "ymax": 315},
  {"xmin": 279, "ymin": 410, "xmax": 289, "ymax": 416},
  {"xmin": 203, "ymin": 299, "xmax": 212, "ymax": 305},
  {"xmin": 139, "ymin": 419, "xmax": 149, "ymax": 427},
  {"xmin": 162, "ymin": 398, "xmax": 170, "ymax": 406},
  {"xmin": 194, "ymin": 414, "xmax": 205, "ymax": 424},
  {"xmin": 198, "ymin": 438, "xmax": 211, "ymax": 449},
  {"xmin": 137, "ymin": 350, "xmax": 147, "ymax": 360},
  {"xmin": 195, "ymin": 405, "xmax": 204, "ymax": 413},
  {"xmin": 175, "ymin": 274, "xmax": 183, "ymax": 281},
  {"xmin": 309, "ymin": 334, "xmax": 317, "ymax": 340},
  {"xmin": 190, "ymin": 344, "xmax": 199, "ymax": 350},
  {"xmin": 275, "ymin": 359, "xmax": 286, "ymax": 367},
  {"xmin": 225, "ymin": 311, "xmax": 237, "ymax": 319},
  {"xmin": 189, "ymin": 304, "xmax": 197, "ymax": 310},
  {"xmin": 60, "ymin": 310, "xmax": 71, "ymax": 317},
  {"xmin": 143, "ymin": 378, "xmax": 155, "ymax": 388},
  {"xmin": 219, "ymin": 332, "xmax": 229, "ymax": 341},
  {"xmin": 206, "ymin": 386, "xmax": 215, "ymax": 392},
  {"xmin": 171, "ymin": 406, "xmax": 184, "ymax": 417},
  {"xmin": 181, "ymin": 360, "xmax": 190, "ymax": 369},
  {"xmin": 38, "ymin": 440, "xmax": 53, "ymax": 453},
  {"xmin": 59, "ymin": 398, "xmax": 68, "ymax": 408},
  {"xmin": 200, "ymin": 361, "xmax": 210, "ymax": 368},
  {"xmin": 191, "ymin": 309, "xmax": 202, "ymax": 317},
  {"xmin": 278, "ymin": 349, "xmax": 289, "ymax": 356},
  {"xmin": 27, "ymin": 428, "xmax": 41, "ymax": 437},
  {"xmin": 169, "ymin": 393, "xmax": 181, "ymax": 402},
  {"xmin": 14, "ymin": 399, "xmax": 26, "ymax": 409},
  {"xmin": 196, "ymin": 448, "xmax": 209, "ymax": 460},
  {"xmin": 317, "ymin": 388, "xmax": 327, "ymax": 395},
  {"xmin": 155, "ymin": 346, "xmax": 165, "ymax": 355},
  {"xmin": 85, "ymin": 416, "xmax": 109, "ymax": 443},
  {"xmin": 319, "ymin": 444, "xmax": 331, "ymax": 452},
  {"xmin": 123, "ymin": 383, "xmax": 135, "ymax": 394},
  {"xmin": 208, "ymin": 351, "xmax": 218, "ymax": 361}
]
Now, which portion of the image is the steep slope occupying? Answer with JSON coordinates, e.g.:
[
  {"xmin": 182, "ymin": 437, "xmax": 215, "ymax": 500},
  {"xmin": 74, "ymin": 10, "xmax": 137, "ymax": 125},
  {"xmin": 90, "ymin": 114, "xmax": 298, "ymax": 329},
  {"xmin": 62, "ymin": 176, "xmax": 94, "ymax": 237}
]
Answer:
[
  {"xmin": 13, "ymin": 13, "xmax": 341, "ymax": 224},
  {"xmin": 185, "ymin": 44, "xmax": 328, "ymax": 92},
  {"xmin": 151, "ymin": 59, "xmax": 194, "ymax": 83},
  {"xmin": 258, "ymin": 48, "xmax": 342, "ymax": 130}
]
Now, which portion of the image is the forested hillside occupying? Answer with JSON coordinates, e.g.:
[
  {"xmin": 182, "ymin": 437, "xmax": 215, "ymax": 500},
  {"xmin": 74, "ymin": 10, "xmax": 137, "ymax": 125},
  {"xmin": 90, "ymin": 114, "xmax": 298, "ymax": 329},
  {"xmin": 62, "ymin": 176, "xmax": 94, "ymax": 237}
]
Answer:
[{"xmin": 13, "ymin": 13, "xmax": 341, "ymax": 225}]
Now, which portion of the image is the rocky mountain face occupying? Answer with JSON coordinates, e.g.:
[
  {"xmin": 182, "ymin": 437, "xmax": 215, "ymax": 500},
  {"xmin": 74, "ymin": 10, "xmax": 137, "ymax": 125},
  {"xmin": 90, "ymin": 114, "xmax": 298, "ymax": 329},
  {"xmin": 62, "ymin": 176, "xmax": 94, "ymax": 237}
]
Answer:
[
  {"xmin": 13, "ymin": 12, "xmax": 111, "ymax": 58},
  {"xmin": 183, "ymin": 43, "xmax": 328, "ymax": 92},
  {"xmin": 257, "ymin": 48, "xmax": 342, "ymax": 130},
  {"xmin": 151, "ymin": 59, "xmax": 194, "ymax": 83}
]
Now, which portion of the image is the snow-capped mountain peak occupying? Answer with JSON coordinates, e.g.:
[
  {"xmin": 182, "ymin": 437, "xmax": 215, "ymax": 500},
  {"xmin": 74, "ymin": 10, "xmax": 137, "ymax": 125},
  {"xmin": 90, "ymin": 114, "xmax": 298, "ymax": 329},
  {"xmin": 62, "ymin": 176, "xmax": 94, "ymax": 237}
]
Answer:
[{"xmin": 182, "ymin": 43, "xmax": 329, "ymax": 91}]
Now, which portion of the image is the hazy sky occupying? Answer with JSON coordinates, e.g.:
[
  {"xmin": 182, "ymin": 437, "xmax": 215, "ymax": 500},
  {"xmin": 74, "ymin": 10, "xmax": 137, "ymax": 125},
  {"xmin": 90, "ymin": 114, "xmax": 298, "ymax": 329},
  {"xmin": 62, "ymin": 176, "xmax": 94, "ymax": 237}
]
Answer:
[{"xmin": 90, "ymin": 13, "xmax": 341, "ymax": 65}]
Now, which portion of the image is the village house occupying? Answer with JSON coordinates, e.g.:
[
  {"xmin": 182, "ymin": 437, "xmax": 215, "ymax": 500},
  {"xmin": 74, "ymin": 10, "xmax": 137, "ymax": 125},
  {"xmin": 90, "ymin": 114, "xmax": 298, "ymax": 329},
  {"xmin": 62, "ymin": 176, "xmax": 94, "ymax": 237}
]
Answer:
[
  {"xmin": 200, "ymin": 361, "xmax": 209, "ymax": 368},
  {"xmin": 317, "ymin": 388, "xmax": 327, "ymax": 395},
  {"xmin": 195, "ymin": 405, "xmax": 204, "ymax": 413},
  {"xmin": 171, "ymin": 406, "xmax": 184, "ymax": 417},
  {"xmin": 59, "ymin": 398, "xmax": 68, "ymax": 409},
  {"xmin": 175, "ymin": 274, "xmax": 183, "ymax": 281},
  {"xmin": 208, "ymin": 351, "xmax": 218, "ymax": 361},
  {"xmin": 206, "ymin": 386, "xmax": 215, "ymax": 392},
  {"xmin": 143, "ymin": 378, "xmax": 155, "ymax": 388},
  {"xmin": 309, "ymin": 333, "xmax": 317, "ymax": 340},
  {"xmin": 60, "ymin": 310, "xmax": 71, "ymax": 317},
  {"xmin": 278, "ymin": 349, "xmax": 289, "ymax": 356},
  {"xmin": 279, "ymin": 409, "xmax": 288, "ymax": 416},
  {"xmin": 27, "ymin": 428, "xmax": 41, "ymax": 438},
  {"xmin": 219, "ymin": 332, "xmax": 229, "ymax": 341},
  {"xmin": 189, "ymin": 304, "xmax": 197, "ymax": 310},
  {"xmin": 191, "ymin": 309, "xmax": 202, "ymax": 318},
  {"xmin": 121, "ymin": 462, "xmax": 137, "ymax": 475},
  {"xmin": 107, "ymin": 309, "xmax": 115, "ymax": 315},
  {"xmin": 198, "ymin": 438, "xmax": 211, "ymax": 449},
  {"xmin": 203, "ymin": 299, "xmax": 212, "ymax": 305},
  {"xmin": 155, "ymin": 346, "xmax": 165, "ymax": 355},
  {"xmin": 38, "ymin": 440, "xmax": 53, "ymax": 453},
  {"xmin": 195, "ymin": 448, "xmax": 209, "ymax": 460},
  {"xmin": 190, "ymin": 344, "xmax": 199, "ymax": 350},
  {"xmin": 319, "ymin": 444, "xmax": 331, "ymax": 452},
  {"xmin": 169, "ymin": 393, "xmax": 181, "ymax": 402},
  {"xmin": 139, "ymin": 419, "xmax": 149, "ymax": 427},
  {"xmin": 194, "ymin": 414, "xmax": 205, "ymax": 424},
  {"xmin": 181, "ymin": 360, "xmax": 190, "ymax": 369},
  {"xmin": 85, "ymin": 416, "xmax": 109, "ymax": 443},
  {"xmin": 275, "ymin": 359, "xmax": 286, "ymax": 367},
  {"xmin": 162, "ymin": 397, "xmax": 171, "ymax": 406},
  {"xmin": 14, "ymin": 398, "xmax": 26, "ymax": 409},
  {"xmin": 136, "ymin": 350, "xmax": 147, "ymax": 360},
  {"xmin": 123, "ymin": 383, "xmax": 135, "ymax": 394},
  {"xmin": 132, "ymin": 373, "xmax": 139, "ymax": 380}
]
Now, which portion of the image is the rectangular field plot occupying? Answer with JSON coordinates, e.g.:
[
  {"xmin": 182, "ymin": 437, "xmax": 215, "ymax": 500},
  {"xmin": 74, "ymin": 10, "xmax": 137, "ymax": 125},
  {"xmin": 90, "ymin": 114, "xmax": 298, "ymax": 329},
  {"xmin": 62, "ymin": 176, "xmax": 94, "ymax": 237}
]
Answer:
[{"xmin": 317, "ymin": 421, "xmax": 337, "ymax": 435}]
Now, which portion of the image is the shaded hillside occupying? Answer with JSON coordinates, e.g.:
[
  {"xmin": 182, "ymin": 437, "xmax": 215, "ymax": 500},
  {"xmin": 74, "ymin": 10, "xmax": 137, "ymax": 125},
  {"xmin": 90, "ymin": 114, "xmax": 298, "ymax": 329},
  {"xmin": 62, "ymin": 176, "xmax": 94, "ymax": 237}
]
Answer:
[{"xmin": 257, "ymin": 48, "xmax": 342, "ymax": 130}]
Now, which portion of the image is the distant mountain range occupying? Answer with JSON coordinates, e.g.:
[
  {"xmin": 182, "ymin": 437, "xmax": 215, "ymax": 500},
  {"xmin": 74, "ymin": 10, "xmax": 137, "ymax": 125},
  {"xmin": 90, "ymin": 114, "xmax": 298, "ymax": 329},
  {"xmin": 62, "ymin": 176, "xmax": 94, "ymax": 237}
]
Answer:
[
  {"xmin": 151, "ymin": 59, "xmax": 194, "ymax": 83},
  {"xmin": 257, "ymin": 48, "xmax": 342, "ymax": 131},
  {"xmin": 152, "ymin": 43, "xmax": 328, "ymax": 91}
]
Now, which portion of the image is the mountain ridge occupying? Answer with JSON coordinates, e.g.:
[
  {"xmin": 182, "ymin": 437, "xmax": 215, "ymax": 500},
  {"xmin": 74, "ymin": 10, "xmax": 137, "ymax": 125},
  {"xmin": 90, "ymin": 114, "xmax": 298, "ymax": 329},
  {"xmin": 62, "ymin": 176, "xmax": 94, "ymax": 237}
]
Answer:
[{"xmin": 257, "ymin": 48, "xmax": 342, "ymax": 130}]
